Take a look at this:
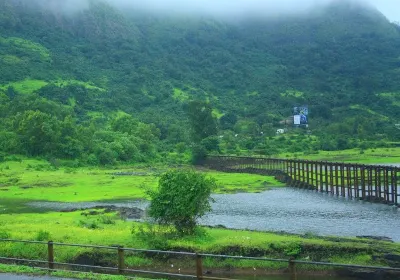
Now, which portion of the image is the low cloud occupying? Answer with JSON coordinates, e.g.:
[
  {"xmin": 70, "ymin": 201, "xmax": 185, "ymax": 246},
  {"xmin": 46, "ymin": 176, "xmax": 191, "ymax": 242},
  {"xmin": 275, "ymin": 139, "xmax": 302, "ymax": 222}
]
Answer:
[
  {"xmin": 109, "ymin": 0, "xmax": 399, "ymax": 21},
  {"xmin": 111, "ymin": 0, "xmax": 334, "ymax": 17},
  {"xmin": 34, "ymin": 0, "xmax": 90, "ymax": 15},
  {"xmin": 33, "ymin": 0, "xmax": 400, "ymax": 21}
]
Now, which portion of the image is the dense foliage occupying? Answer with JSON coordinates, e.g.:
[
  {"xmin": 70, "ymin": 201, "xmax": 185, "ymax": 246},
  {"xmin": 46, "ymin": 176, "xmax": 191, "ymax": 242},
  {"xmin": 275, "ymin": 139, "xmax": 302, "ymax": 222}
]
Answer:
[
  {"xmin": 0, "ymin": 0, "xmax": 400, "ymax": 163},
  {"xmin": 147, "ymin": 170, "xmax": 216, "ymax": 234}
]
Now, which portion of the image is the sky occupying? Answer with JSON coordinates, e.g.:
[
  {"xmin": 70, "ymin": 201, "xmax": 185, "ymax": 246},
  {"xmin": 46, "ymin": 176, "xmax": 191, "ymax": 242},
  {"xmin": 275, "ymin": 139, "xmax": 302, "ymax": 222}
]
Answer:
[{"xmin": 367, "ymin": 0, "xmax": 399, "ymax": 22}]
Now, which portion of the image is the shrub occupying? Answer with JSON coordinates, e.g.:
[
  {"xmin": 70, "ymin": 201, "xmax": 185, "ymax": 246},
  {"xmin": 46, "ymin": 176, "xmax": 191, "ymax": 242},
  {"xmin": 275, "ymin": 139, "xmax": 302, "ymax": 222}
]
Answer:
[
  {"xmin": 147, "ymin": 169, "xmax": 216, "ymax": 235},
  {"xmin": 35, "ymin": 230, "xmax": 51, "ymax": 241},
  {"xmin": 191, "ymin": 144, "xmax": 207, "ymax": 165},
  {"xmin": 78, "ymin": 219, "xmax": 100, "ymax": 229},
  {"xmin": 132, "ymin": 223, "xmax": 171, "ymax": 250},
  {"xmin": 0, "ymin": 231, "xmax": 11, "ymax": 239},
  {"xmin": 97, "ymin": 215, "xmax": 116, "ymax": 225}
]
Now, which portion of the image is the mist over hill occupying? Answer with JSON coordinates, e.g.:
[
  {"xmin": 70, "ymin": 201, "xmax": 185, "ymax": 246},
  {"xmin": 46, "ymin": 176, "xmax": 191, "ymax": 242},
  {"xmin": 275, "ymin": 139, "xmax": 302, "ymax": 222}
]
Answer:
[{"xmin": 1, "ymin": 0, "xmax": 400, "ymax": 163}]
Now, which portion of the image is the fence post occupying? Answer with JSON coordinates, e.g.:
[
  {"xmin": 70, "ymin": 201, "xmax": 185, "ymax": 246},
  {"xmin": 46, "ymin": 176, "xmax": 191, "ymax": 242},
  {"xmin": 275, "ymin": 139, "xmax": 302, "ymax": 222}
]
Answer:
[
  {"xmin": 289, "ymin": 257, "xmax": 297, "ymax": 280},
  {"xmin": 196, "ymin": 253, "xmax": 203, "ymax": 280},
  {"xmin": 118, "ymin": 246, "xmax": 125, "ymax": 274},
  {"xmin": 47, "ymin": 241, "xmax": 54, "ymax": 270}
]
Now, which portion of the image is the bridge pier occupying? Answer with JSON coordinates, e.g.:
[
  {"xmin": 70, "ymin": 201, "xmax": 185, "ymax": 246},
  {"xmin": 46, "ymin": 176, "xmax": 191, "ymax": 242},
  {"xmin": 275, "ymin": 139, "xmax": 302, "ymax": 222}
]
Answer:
[{"xmin": 203, "ymin": 156, "xmax": 399, "ymax": 207}]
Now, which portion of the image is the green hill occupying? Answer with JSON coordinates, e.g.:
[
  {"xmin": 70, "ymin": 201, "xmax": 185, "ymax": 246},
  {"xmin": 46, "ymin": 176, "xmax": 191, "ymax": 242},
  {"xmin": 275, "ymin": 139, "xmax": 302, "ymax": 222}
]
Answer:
[{"xmin": 1, "ymin": 0, "xmax": 400, "ymax": 163}]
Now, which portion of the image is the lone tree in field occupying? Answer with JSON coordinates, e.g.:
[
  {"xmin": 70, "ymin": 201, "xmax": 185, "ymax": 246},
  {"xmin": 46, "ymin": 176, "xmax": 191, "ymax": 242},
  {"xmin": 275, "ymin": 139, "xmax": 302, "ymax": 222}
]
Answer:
[{"xmin": 147, "ymin": 170, "xmax": 217, "ymax": 235}]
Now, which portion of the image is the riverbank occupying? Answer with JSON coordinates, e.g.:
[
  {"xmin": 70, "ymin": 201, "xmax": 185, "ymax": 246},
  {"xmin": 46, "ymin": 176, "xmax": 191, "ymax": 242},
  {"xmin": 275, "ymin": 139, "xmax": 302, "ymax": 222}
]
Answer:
[
  {"xmin": 1, "ymin": 209, "xmax": 400, "ymax": 271},
  {"xmin": 1, "ymin": 156, "xmax": 400, "ymax": 277},
  {"xmin": 0, "ymin": 159, "xmax": 284, "ymax": 214}
]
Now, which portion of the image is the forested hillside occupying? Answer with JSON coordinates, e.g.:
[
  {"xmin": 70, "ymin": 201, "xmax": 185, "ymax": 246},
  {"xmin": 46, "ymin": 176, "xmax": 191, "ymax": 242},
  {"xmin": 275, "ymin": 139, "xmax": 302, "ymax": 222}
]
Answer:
[{"xmin": 1, "ymin": 0, "xmax": 400, "ymax": 164}]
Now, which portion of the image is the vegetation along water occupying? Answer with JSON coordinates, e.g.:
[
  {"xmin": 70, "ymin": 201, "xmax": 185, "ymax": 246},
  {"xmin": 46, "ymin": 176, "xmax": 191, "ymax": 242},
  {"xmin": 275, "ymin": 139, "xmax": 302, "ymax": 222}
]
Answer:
[{"xmin": 1, "ymin": 0, "xmax": 400, "ymax": 279}]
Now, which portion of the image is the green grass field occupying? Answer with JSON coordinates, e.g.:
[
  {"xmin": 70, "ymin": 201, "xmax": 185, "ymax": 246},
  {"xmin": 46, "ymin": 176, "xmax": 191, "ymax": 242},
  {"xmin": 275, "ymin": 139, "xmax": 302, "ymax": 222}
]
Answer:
[
  {"xmin": 0, "ymin": 263, "xmax": 146, "ymax": 280},
  {"xmin": 0, "ymin": 209, "xmax": 399, "ymax": 271},
  {"xmin": 0, "ymin": 155, "xmax": 399, "ymax": 273},
  {"xmin": 0, "ymin": 159, "xmax": 283, "ymax": 213},
  {"xmin": 281, "ymin": 147, "xmax": 400, "ymax": 164}
]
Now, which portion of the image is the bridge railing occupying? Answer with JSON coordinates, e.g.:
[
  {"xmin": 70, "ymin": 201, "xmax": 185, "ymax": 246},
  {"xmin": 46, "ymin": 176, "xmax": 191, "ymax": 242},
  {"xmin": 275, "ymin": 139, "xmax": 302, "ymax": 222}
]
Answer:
[
  {"xmin": 203, "ymin": 156, "xmax": 399, "ymax": 206},
  {"xmin": 1, "ymin": 239, "xmax": 400, "ymax": 280}
]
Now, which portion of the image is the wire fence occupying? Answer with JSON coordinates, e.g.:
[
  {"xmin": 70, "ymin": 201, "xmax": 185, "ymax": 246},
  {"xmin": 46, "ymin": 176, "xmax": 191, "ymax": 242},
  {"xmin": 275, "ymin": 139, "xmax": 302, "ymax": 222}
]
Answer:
[{"xmin": 1, "ymin": 239, "xmax": 400, "ymax": 280}]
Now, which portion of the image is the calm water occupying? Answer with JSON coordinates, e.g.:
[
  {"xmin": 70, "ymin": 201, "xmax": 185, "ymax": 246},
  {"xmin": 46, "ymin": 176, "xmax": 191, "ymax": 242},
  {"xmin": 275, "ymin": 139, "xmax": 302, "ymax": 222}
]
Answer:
[
  {"xmin": 202, "ymin": 188, "xmax": 400, "ymax": 241},
  {"xmin": 28, "ymin": 187, "xmax": 400, "ymax": 241}
]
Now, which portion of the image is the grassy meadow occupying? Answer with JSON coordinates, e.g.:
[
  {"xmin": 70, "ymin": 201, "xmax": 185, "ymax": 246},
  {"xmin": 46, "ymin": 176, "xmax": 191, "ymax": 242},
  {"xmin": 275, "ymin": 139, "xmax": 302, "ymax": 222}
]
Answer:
[
  {"xmin": 1, "ymin": 153, "xmax": 400, "ymax": 275},
  {"xmin": 0, "ymin": 264, "xmax": 133, "ymax": 280},
  {"xmin": 1, "ymin": 209, "xmax": 399, "ymax": 272},
  {"xmin": 0, "ymin": 158, "xmax": 283, "ymax": 214},
  {"xmin": 281, "ymin": 147, "xmax": 400, "ymax": 164}
]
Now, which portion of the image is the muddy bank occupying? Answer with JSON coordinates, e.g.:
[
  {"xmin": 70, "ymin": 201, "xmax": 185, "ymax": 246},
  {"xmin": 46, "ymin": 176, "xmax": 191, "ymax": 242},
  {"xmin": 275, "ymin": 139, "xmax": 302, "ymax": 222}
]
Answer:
[
  {"xmin": 28, "ymin": 200, "xmax": 147, "ymax": 213},
  {"xmin": 61, "ymin": 205, "xmax": 145, "ymax": 220}
]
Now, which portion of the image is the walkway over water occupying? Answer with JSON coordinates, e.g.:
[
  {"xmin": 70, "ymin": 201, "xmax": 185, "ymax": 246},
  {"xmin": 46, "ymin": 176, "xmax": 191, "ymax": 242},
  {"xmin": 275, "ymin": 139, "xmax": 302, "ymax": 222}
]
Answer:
[{"xmin": 203, "ymin": 156, "xmax": 399, "ymax": 206}]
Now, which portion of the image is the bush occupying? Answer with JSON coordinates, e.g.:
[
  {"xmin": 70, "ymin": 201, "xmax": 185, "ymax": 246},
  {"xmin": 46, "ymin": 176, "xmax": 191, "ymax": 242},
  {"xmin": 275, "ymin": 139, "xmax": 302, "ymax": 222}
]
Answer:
[
  {"xmin": 132, "ymin": 223, "xmax": 171, "ymax": 250},
  {"xmin": 86, "ymin": 154, "xmax": 99, "ymax": 165},
  {"xmin": 35, "ymin": 230, "xmax": 51, "ymax": 241},
  {"xmin": 201, "ymin": 136, "xmax": 220, "ymax": 152},
  {"xmin": 0, "ymin": 231, "xmax": 11, "ymax": 239},
  {"xmin": 191, "ymin": 144, "xmax": 207, "ymax": 165},
  {"xmin": 97, "ymin": 215, "xmax": 116, "ymax": 225},
  {"xmin": 147, "ymin": 169, "xmax": 217, "ymax": 235},
  {"xmin": 78, "ymin": 219, "xmax": 100, "ymax": 229},
  {"xmin": 97, "ymin": 148, "xmax": 116, "ymax": 165},
  {"xmin": 176, "ymin": 142, "xmax": 187, "ymax": 154}
]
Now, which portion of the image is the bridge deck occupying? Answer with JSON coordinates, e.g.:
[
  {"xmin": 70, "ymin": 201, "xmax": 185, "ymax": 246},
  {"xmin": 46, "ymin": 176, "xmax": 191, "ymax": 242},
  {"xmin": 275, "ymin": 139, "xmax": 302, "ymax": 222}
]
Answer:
[{"xmin": 203, "ymin": 156, "xmax": 399, "ymax": 206}]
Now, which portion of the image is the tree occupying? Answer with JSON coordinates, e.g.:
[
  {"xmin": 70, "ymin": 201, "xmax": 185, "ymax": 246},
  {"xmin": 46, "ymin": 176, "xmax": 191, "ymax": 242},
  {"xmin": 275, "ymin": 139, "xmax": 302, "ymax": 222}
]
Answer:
[
  {"xmin": 186, "ymin": 101, "xmax": 218, "ymax": 143},
  {"xmin": 111, "ymin": 115, "xmax": 139, "ymax": 135},
  {"xmin": 14, "ymin": 110, "xmax": 61, "ymax": 156},
  {"xmin": 147, "ymin": 170, "xmax": 217, "ymax": 235},
  {"xmin": 220, "ymin": 112, "xmax": 237, "ymax": 130},
  {"xmin": 186, "ymin": 101, "xmax": 219, "ymax": 163},
  {"xmin": 201, "ymin": 136, "xmax": 220, "ymax": 153}
]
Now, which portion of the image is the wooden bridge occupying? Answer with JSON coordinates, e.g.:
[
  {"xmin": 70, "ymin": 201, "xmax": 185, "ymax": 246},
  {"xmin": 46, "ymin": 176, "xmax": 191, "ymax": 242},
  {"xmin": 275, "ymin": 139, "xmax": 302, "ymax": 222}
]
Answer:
[{"xmin": 203, "ymin": 156, "xmax": 399, "ymax": 206}]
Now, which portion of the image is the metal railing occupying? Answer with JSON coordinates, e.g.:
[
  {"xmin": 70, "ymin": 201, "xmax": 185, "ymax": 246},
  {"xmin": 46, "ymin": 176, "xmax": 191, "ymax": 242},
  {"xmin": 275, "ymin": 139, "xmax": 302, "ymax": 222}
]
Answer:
[{"xmin": 1, "ymin": 239, "xmax": 400, "ymax": 280}]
